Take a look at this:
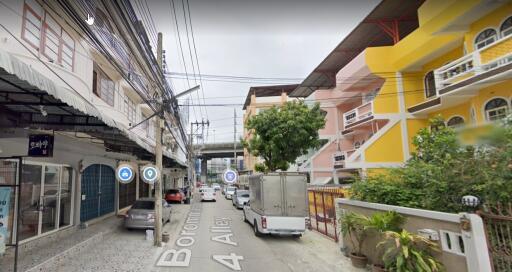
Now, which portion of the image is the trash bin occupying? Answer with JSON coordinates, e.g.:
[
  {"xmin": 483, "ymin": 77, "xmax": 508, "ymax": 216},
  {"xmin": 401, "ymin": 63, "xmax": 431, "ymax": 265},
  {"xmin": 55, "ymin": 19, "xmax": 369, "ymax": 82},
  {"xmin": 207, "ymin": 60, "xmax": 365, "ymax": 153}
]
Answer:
[{"xmin": 145, "ymin": 229, "xmax": 154, "ymax": 241}]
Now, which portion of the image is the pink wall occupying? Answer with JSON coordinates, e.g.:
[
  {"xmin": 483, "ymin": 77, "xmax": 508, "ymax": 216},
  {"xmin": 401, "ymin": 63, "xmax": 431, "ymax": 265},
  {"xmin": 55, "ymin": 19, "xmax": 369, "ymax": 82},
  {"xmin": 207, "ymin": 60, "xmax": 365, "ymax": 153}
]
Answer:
[{"xmin": 312, "ymin": 141, "xmax": 337, "ymax": 169}]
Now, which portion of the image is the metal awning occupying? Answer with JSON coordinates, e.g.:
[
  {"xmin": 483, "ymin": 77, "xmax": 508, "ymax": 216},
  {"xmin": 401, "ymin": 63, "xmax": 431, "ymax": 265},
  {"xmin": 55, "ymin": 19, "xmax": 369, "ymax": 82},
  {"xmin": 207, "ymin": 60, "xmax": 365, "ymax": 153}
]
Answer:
[
  {"xmin": 242, "ymin": 84, "xmax": 299, "ymax": 110},
  {"xmin": 0, "ymin": 49, "xmax": 184, "ymax": 167},
  {"xmin": 290, "ymin": 0, "xmax": 423, "ymax": 98}
]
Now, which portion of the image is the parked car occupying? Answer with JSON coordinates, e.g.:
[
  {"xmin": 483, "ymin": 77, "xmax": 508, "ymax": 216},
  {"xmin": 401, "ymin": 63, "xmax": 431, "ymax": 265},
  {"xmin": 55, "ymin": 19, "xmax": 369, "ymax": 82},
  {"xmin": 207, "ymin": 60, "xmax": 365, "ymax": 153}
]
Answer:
[
  {"xmin": 212, "ymin": 183, "xmax": 221, "ymax": 191},
  {"xmin": 225, "ymin": 186, "xmax": 236, "ymax": 200},
  {"xmin": 200, "ymin": 187, "xmax": 216, "ymax": 202},
  {"xmin": 165, "ymin": 189, "xmax": 185, "ymax": 204},
  {"xmin": 124, "ymin": 198, "xmax": 171, "ymax": 229},
  {"xmin": 199, "ymin": 185, "xmax": 209, "ymax": 193},
  {"xmin": 232, "ymin": 190, "xmax": 250, "ymax": 209}
]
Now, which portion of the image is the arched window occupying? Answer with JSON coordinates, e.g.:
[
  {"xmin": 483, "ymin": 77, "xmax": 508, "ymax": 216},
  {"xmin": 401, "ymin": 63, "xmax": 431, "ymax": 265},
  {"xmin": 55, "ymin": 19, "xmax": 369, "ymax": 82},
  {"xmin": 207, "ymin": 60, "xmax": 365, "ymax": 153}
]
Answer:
[
  {"xmin": 424, "ymin": 71, "xmax": 436, "ymax": 98},
  {"xmin": 501, "ymin": 16, "xmax": 512, "ymax": 37},
  {"xmin": 485, "ymin": 98, "xmax": 509, "ymax": 121},
  {"xmin": 446, "ymin": 116, "xmax": 465, "ymax": 128},
  {"xmin": 475, "ymin": 28, "xmax": 498, "ymax": 49}
]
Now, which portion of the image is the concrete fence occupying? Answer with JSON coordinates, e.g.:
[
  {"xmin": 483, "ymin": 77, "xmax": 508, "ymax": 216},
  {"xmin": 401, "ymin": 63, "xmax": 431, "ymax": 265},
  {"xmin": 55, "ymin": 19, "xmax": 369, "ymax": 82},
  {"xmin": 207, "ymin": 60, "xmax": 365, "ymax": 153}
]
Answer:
[{"xmin": 336, "ymin": 199, "xmax": 492, "ymax": 272}]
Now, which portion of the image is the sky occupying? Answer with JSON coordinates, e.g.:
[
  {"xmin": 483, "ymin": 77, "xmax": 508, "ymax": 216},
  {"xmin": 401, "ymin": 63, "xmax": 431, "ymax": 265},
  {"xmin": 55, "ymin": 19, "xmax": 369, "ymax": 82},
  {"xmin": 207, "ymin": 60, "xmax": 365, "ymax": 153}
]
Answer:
[{"xmin": 139, "ymin": 0, "xmax": 380, "ymax": 143}]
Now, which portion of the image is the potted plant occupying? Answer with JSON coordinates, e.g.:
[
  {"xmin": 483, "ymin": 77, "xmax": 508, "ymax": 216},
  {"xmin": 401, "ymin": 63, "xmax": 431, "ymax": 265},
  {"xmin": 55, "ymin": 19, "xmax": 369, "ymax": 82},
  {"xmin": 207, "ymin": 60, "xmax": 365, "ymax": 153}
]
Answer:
[
  {"xmin": 364, "ymin": 211, "xmax": 405, "ymax": 272},
  {"xmin": 339, "ymin": 212, "xmax": 370, "ymax": 268},
  {"xmin": 380, "ymin": 229, "xmax": 443, "ymax": 272}
]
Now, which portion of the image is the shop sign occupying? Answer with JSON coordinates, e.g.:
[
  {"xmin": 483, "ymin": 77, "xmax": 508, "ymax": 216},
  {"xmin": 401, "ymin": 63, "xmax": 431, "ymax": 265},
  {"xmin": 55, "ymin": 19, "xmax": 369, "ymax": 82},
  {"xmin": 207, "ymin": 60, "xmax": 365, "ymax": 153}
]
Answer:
[
  {"xmin": 0, "ymin": 188, "xmax": 11, "ymax": 255},
  {"xmin": 116, "ymin": 164, "xmax": 135, "ymax": 184},
  {"xmin": 141, "ymin": 165, "xmax": 159, "ymax": 185},
  {"xmin": 28, "ymin": 134, "xmax": 54, "ymax": 157},
  {"xmin": 223, "ymin": 169, "xmax": 238, "ymax": 184}
]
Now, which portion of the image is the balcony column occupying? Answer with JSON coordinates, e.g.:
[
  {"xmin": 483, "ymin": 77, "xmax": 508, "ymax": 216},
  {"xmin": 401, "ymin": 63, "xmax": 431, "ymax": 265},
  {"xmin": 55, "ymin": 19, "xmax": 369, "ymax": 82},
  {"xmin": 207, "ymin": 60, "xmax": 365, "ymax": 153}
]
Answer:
[{"xmin": 396, "ymin": 71, "xmax": 410, "ymax": 161}]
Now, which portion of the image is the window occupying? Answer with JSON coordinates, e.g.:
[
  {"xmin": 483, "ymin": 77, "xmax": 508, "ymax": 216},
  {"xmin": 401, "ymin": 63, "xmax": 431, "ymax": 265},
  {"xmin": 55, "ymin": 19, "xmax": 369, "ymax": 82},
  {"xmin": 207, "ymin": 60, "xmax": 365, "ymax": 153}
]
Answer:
[
  {"xmin": 354, "ymin": 141, "xmax": 361, "ymax": 149},
  {"xmin": 21, "ymin": 0, "xmax": 43, "ymax": 50},
  {"xmin": 424, "ymin": 71, "xmax": 436, "ymax": 98},
  {"xmin": 22, "ymin": 0, "xmax": 75, "ymax": 71},
  {"xmin": 475, "ymin": 28, "xmax": 498, "ymax": 50},
  {"xmin": 149, "ymin": 120, "xmax": 155, "ymax": 139},
  {"xmin": 141, "ymin": 113, "xmax": 149, "ymax": 134},
  {"xmin": 501, "ymin": 16, "xmax": 512, "ymax": 38},
  {"xmin": 123, "ymin": 95, "xmax": 136, "ymax": 123},
  {"xmin": 485, "ymin": 98, "xmax": 509, "ymax": 121},
  {"xmin": 446, "ymin": 116, "xmax": 465, "ymax": 128},
  {"xmin": 92, "ymin": 66, "xmax": 115, "ymax": 106}
]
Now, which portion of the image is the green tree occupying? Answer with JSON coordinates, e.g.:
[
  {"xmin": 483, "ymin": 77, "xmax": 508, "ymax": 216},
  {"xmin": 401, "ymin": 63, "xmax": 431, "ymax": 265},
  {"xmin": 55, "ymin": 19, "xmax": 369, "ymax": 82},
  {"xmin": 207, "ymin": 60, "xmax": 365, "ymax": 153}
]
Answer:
[{"xmin": 242, "ymin": 101, "xmax": 326, "ymax": 172}]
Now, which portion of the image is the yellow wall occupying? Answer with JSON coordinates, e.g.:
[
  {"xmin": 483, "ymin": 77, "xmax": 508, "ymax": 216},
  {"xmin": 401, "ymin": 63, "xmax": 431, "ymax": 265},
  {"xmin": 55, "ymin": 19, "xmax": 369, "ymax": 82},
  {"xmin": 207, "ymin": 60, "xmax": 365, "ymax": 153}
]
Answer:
[
  {"xmin": 469, "ymin": 80, "xmax": 512, "ymax": 123},
  {"xmin": 465, "ymin": 3, "xmax": 512, "ymax": 53},
  {"xmin": 406, "ymin": 119, "xmax": 429, "ymax": 154},
  {"xmin": 365, "ymin": 122, "xmax": 404, "ymax": 162}
]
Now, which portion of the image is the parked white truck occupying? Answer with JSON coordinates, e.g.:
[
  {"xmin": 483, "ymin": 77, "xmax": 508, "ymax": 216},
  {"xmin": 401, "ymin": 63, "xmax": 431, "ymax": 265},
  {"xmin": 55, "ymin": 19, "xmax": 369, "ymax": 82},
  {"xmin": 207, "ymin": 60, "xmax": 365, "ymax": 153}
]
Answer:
[{"xmin": 243, "ymin": 172, "xmax": 308, "ymax": 238}]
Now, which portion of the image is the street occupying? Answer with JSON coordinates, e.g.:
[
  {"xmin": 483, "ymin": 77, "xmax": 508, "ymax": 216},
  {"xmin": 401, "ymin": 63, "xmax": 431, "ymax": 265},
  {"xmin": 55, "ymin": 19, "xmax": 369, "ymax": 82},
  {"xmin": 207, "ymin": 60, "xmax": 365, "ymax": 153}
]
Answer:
[
  {"xmin": 29, "ymin": 190, "xmax": 357, "ymax": 272},
  {"xmin": 151, "ymin": 191, "xmax": 358, "ymax": 272}
]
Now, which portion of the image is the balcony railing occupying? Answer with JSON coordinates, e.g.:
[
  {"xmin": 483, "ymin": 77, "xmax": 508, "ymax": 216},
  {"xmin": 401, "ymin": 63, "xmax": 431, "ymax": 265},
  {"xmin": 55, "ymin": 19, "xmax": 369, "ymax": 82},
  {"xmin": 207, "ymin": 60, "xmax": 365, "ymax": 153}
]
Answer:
[
  {"xmin": 433, "ymin": 35, "xmax": 512, "ymax": 92},
  {"xmin": 343, "ymin": 101, "xmax": 373, "ymax": 130}
]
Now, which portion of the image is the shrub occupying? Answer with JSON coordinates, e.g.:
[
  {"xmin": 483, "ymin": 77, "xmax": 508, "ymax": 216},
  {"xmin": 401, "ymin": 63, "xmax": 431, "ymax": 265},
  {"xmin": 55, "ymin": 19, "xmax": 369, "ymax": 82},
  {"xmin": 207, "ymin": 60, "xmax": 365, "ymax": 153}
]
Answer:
[{"xmin": 350, "ymin": 115, "xmax": 512, "ymax": 213}]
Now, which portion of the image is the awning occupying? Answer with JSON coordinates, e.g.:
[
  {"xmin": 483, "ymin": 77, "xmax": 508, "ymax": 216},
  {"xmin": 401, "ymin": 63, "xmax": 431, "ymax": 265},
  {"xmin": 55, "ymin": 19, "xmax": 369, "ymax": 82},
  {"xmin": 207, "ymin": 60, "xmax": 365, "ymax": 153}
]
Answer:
[
  {"xmin": 312, "ymin": 177, "xmax": 333, "ymax": 185},
  {"xmin": 0, "ymin": 49, "xmax": 185, "ymax": 167}
]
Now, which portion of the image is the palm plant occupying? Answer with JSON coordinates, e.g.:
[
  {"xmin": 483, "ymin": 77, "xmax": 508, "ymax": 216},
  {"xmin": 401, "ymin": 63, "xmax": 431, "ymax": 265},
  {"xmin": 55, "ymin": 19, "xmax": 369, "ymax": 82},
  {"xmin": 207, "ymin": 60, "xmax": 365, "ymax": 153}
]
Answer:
[
  {"xmin": 365, "ymin": 211, "xmax": 405, "ymax": 271},
  {"xmin": 339, "ymin": 212, "xmax": 370, "ymax": 257},
  {"xmin": 380, "ymin": 230, "xmax": 443, "ymax": 272}
]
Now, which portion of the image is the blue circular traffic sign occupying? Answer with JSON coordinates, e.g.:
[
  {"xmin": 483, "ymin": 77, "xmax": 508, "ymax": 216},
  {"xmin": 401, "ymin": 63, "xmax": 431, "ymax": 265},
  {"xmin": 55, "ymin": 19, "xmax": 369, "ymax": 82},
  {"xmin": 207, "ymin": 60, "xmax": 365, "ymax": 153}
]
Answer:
[
  {"xmin": 142, "ymin": 165, "xmax": 159, "ymax": 184},
  {"xmin": 116, "ymin": 164, "xmax": 134, "ymax": 184},
  {"xmin": 223, "ymin": 169, "xmax": 238, "ymax": 184}
]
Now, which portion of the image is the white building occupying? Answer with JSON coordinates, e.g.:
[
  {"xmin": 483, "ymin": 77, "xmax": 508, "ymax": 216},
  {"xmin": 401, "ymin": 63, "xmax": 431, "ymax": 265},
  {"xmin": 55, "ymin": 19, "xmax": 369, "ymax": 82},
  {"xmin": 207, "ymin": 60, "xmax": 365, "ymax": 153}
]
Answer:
[{"xmin": 0, "ymin": 0, "xmax": 187, "ymax": 247}]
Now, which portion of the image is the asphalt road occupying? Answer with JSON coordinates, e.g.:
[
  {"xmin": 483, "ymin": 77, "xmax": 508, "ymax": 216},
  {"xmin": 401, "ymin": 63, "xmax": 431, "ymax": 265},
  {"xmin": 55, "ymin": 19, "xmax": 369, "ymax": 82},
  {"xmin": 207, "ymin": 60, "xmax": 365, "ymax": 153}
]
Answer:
[
  {"xmin": 152, "ymin": 191, "xmax": 360, "ymax": 272},
  {"xmin": 31, "ymin": 190, "xmax": 360, "ymax": 271}
]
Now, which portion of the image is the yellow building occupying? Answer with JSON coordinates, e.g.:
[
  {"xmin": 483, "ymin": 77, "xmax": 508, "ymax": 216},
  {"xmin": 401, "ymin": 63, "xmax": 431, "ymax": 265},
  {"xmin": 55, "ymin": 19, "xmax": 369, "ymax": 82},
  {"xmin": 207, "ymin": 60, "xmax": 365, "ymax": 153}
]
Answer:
[
  {"xmin": 294, "ymin": 0, "xmax": 512, "ymax": 181},
  {"xmin": 242, "ymin": 85, "xmax": 299, "ymax": 171}
]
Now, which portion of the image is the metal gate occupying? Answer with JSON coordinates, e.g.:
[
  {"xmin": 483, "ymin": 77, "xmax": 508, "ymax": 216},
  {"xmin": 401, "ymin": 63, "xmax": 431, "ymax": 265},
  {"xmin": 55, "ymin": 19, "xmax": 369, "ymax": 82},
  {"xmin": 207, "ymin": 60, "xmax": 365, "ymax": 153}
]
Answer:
[
  {"xmin": 479, "ymin": 203, "xmax": 512, "ymax": 272},
  {"xmin": 307, "ymin": 186, "xmax": 346, "ymax": 241},
  {"xmin": 80, "ymin": 164, "xmax": 115, "ymax": 222}
]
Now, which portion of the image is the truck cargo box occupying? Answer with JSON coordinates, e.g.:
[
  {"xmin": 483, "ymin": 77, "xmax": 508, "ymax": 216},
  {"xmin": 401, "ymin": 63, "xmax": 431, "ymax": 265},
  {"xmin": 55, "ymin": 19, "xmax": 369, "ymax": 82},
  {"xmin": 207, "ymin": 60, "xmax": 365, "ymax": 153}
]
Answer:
[{"xmin": 249, "ymin": 172, "xmax": 307, "ymax": 217}]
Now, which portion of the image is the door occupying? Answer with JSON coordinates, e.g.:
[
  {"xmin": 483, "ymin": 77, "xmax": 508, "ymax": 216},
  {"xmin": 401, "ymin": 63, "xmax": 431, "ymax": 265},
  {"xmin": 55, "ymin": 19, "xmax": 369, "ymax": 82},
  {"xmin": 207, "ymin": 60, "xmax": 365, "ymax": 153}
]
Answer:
[
  {"xmin": 283, "ymin": 174, "xmax": 307, "ymax": 217},
  {"xmin": 262, "ymin": 174, "xmax": 283, "ymax": 216},
  {"xmin": 40, "ymin": 165, "xmax": 60, "ymax": 234},
  {"xmin": 80, "ymin": 164, "xmax": 115, "ymax": 222},
  {"xmin": 99, "ymin": 166, "xmax": 115, "ymax": 216}
]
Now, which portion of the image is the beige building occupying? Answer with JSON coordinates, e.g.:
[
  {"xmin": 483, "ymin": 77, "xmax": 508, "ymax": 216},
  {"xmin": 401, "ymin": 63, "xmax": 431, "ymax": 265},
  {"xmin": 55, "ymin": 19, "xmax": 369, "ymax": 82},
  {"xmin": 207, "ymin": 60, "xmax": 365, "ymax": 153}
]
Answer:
[{"xmin": 242, "ymin": 85, "xmax": 299, "ymax": 171}]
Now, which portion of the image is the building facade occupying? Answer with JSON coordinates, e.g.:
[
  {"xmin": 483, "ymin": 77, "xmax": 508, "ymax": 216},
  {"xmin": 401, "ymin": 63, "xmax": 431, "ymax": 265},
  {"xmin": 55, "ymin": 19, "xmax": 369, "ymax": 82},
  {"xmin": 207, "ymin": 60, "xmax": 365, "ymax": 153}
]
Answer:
[
  {"xmin": 0, "ymin": 0, "xmax": 187, "ymax": 248},
  {"xmin": 242, "ymin": 85, "xmax": 299, "ymax": 171},
  {"xmin": 296, "ymin": 0, "xmax": 512, "ymax": 183}
]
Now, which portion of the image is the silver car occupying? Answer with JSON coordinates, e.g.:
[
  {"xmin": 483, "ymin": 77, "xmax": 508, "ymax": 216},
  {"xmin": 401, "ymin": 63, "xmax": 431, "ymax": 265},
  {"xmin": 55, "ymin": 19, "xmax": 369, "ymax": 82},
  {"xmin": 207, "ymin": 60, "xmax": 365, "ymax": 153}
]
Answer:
[
  {"xmin": 232, "ymin": 190, "xmax": 250, "ymax": 209},
  {"xmin": 124, "ymin": 198, "xmax": 171, "ymax": 229},
  {"xmin": 225, "ymin": 186, "xmax": 236, "ymax": 200}
]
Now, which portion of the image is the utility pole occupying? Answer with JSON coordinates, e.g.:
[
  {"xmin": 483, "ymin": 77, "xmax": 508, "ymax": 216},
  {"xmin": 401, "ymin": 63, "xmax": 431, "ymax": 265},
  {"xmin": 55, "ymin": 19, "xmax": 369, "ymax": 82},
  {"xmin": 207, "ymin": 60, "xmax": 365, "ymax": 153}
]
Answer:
[
  {"xmin": 154, "ymin": 32, "xmax": 163, "ymax": 247},
  {"xmin": 190, "ymin": 120, "xmax": 209, "ymax": 185},
  {"xmin": 233, "ymin": 108, "xmax": 236, "ymax": 170}
]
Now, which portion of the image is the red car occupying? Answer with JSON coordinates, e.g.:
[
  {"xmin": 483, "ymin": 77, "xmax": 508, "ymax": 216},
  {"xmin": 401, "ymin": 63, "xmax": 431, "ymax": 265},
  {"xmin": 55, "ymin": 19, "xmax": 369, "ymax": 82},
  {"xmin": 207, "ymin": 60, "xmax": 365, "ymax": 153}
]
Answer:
[{"xmin": 165, "ymin": 189, "xmax": 185, "ymax": 204}]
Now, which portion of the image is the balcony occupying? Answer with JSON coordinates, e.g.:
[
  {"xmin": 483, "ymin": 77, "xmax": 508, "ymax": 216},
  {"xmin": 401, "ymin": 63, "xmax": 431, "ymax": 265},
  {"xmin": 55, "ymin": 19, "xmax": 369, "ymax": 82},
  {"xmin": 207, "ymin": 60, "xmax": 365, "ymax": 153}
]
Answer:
[
  {"xmin": 342, "ymin": 101, "xmax": 374, "ymax": 130},
  {"xmin": 332, "ymin": 150, "xmax": 356, "ymax": 169},
  {"xmin": 433, "ymin": 35, "xmax": 512, "ymax": 93}
]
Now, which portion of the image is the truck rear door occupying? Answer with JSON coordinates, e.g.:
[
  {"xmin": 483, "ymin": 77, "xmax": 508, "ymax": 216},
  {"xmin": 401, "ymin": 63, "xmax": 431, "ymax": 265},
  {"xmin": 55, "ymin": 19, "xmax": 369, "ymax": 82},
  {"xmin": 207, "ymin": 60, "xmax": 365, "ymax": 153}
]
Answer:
[
  {"xmin": 262, "ymin": 174, "xmax": 283, "ymax": 216},
  {"xmin": 283, "ymin": 174, "xmax": 308, "ymax": 217}
]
